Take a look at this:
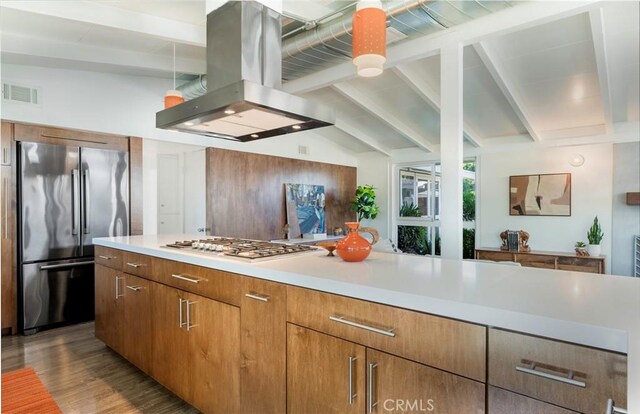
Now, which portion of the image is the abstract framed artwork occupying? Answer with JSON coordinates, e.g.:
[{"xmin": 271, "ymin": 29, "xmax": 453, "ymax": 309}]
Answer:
[
  {"xmin": 509, "ymin": 173, "xmax": 571, "ymax": 216},
  {"xmin": 284, "ymin": 183, "xmax": 326, "ymax": 237}
]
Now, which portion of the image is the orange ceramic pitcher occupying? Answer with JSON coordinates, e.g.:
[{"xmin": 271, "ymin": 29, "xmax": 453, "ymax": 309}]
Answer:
[{"xmin": 336, "ymin": 222, "xmax": 379, "ymax": 262}]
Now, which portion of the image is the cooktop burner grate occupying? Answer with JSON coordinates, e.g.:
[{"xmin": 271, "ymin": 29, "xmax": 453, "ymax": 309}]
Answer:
[{"xmin": 165, "ymin": 238, "xmax": 317, "ymax": 260}]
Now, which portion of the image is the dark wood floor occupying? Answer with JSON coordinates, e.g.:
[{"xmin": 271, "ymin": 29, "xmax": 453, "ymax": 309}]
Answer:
[{"xmin": 1, "ymin": 322, "xmax": 199, "ymax": 413}]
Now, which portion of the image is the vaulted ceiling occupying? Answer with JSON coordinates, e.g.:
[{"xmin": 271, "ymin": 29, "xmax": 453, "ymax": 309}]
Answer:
[{"xmin": 1, "ymin": 1, "xmax": 638, "ymax": 156}]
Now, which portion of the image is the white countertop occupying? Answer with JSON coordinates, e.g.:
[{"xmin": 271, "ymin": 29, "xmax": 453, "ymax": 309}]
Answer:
[{"xmin": 96, "ymin": 234, "xmax": 640, "ymax": 411}]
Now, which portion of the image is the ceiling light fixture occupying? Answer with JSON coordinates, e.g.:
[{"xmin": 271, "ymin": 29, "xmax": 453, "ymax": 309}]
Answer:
[
  {"xmin": 292, "ymin": 125, "xmax": 302, "ymax": 130},
  {"xmin": 352, "ymin": 0, "xmax": 386, "ymax": 78},
  {"xmin": 224, "ymin": 109, "xmax": 236, "ymax": 115},
  {"xmin": 165, "ymin": 43, "xmax": 184, "ymax": 109},
  {"xmin": 250, "ymin": 134, "xmax": 259, "ymax": 138},
  {"xmin": 569, "ymin": 154, "xmax": 585, "ymax": 167}
]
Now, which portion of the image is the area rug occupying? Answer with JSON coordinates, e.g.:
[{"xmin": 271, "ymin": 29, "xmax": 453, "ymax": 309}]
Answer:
[{"xmin": 1, "ymin": 367, "xmax": 61, "ymax": 413}]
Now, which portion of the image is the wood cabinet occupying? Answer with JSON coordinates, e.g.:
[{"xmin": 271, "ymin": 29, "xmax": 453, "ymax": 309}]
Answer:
[
  {"xmin": 241, "ymin": 278, "xmax": 287, "ymax": 414},
  {"xmin": 287, "ymin": 324, "xmax": 366, "ymax": 414},
  {"xmin": 94, "ymin": 264, "xmax": 124, "ymax": 353},
  {"xmin": 489, "ymin": 328, "xmax": 627, "ymax": 413},
  {"xmin": 475, "ymin": 248, "xmax": 605, "ymax": 274},
  {"xmin": 488, "ymin": 386, "xmax": 578, "ymax": 414},
  {"xmin": 1, "ymin": 165, "xmax": 15, "ymax": 334},
  {"xmin": 1, "ymin": 122, "xmax": 12, "ymax": 165},
  {"xmin": 121, "ymin": 274, "xmax": 152, "ymax": 373}
]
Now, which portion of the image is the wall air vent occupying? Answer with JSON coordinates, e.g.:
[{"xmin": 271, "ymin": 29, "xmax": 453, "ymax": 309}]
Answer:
[{"xmin": 2, "ymin": 82, "xmax": 40, "ymax": 105}]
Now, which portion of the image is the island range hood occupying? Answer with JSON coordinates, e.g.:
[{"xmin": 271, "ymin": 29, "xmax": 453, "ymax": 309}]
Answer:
[{"xmin": 156, "ymin": 1, "xmax": 334, "ymax": 142}]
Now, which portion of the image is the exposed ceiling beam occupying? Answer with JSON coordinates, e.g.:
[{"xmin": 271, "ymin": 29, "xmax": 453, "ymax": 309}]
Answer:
[
  {"xmin": 392, "ymin": 65, "xmax": 484, "ymax": 147},
  {"xmin": 333, "ymin": 82, "xmax": 437, "ymax": 153},
  {"xmin": 0, "ymin": 33, "xmax": 205, "ymax": 76},
  {"xmin": 589, "ymin": 7, "xmax": 614, "ymax": 134},
  {"xmin": 473, "ymin": 42, "xmax": 540, "ymax": 142},
  {"xmin": 0, "ymin": 1, "xmax": 206, "ymax": 47},
  {"xmin": 334, "ymin": 118, "xmax": 393, "ymax": 157},
  {"xmin": 283, "ymin": 1, "xmax": 598, "ymax": 94}
]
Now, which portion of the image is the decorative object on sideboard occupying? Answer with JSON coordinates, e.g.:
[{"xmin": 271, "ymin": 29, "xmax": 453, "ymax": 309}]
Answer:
[
  {"xmin": 500, "ymin": 230, "xmax": 531, "ymax": 253},
  {"xmin": 352, "ymin": 0, "xmax": 386, "ymax": 77},
  {"xmin": 509, "ymin": 173, "xmax": 571, "ymax": 216},
  {"xmin": 285, "ymin": 183, "xmax": 326, "ymax": 239},
  {"xmin": 575, "ymin": 241, "xmax": 589, "ymax": 256},
  {"xmin": 333, "ymin": 227, "xmax": 344, "ymax": 236},
  {"xmin": 351, "ymin": 184, "xmax": 380, "ymax": 222},
  {"xmin": 587, "ymin": 216, "xmax": 604, "ymax": 257},
  {"xmin": 336, "ymin": 222, "xmax": 379, "ymax": 262},
  {"xmin": 317, "ymin": 241, "xmax": 337, "ymax": 257}
]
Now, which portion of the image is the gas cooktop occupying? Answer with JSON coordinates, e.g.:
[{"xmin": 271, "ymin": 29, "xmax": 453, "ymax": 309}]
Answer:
[{"xmin": 164, "ymin": 238, "xmax": 317, "ymax": 261}]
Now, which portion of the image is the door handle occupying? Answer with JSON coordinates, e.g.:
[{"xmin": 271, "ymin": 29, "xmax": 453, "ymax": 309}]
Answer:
[
  {"xmin": 368, "ymin": 362, "xmax": 378, "ymax": 413},
  {"xmin": 115, "ymin": 276, "xmax": 124, "ymax": 299},
  {"xmin": 170, "ymin": 274, "xmax": 201, "ymax": 284},
  {"xmin": 39, "ymin": 260, "xmax": 94, "ymax": 270},
  {"xmin": 186, "ymin": 300, "xmax": 197, "ymax": 331},
  {"xmin": 178, "ymin": 298, "xmax": 186, "ymax": 328},
  {"xmin": 3, "ymin": 176, "xmax": 8, "ymax": 240},
  {"xmin": 348, "ymin": 356, "xmax": 357, "ymax": 405},
  {"xmin": 607, "ymin": 399, "xmax": 628, "ymax": 414},
  {"xmin": 71, "ymin": 169, "xmax": 79, "ymax": 236},
  {"xmin": 515, "ymin": 362, "xmax": 586, "ymax": 388},
  {"xmin": 82, "ymin": 169, "xmax": 90, "ymax": 234},
  {"xmin": 329, "ymin": 315, "xmax": 396, "ymax": 337},
  {"xmin": 244, "ymin": 292, "xmax": 270, "ymax": 302},
  {"xmin": 125, "ymin": 285, "xmax": 142, "ymax": 292}
]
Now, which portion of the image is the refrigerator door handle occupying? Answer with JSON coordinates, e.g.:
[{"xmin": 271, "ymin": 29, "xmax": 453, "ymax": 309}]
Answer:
[
  {"xmin": 82, "ymin": 169, "xmax": 90, "ymax": 235},
  {"xmin": 71, "ymin": 169, "xmax": 79, "ymax": 235},
  {"xmin": 39, "ymin": 260, "xmax": 95, "ymax": 271}
]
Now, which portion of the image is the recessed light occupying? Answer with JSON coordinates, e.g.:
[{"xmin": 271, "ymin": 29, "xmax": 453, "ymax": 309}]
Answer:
[
  {"xmin": 224, "ymin": 109, "xmax": 236, "ymax": 115},
  {"xmin": 250, "ymin": 134, "xmax": 259, "ymax": 138},
  {"xmin": 292, "ymin": 124, "xmax": 302, "ymax": 130},
  {"xmin": 184, "ymin": 121, "xmax": 194, "ymax": 126}
]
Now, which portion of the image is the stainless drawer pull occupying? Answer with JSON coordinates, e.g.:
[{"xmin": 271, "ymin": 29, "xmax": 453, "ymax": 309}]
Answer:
[
  {"xmin": 245, "ymin": 292, "xmax": 270, "ymax": 302},
  {"xmin": 171, "ymin": 273, "xmax": 201, "ymax": 284},
  {"xmin": 115, "ymin": 276, "xmax": 124, "ymax": 299},
  {"xmin": 368, "ymin": 362, "xmax": 378, "ymax": 413},
  {"xmin": 329, "ymin": 315, "xmax": 396, "ymax": 337},
  {"xmin": 179, "ymin": 298, "xmax": 187, "ymax": 328},
  {"xmin": 186, "ymin": 300, "xmax": 197, "ymax": 331},
  {"xmin": 348, "ymin": 356, "xmax": 357, "ymax": 405},
  {"xmin": 98, "ymin": 255, "xmax": 113, "ymax": 260},
  {"xmin": 515, "ymin": 362, "xmax": 586, "ymax": 388},
  {"xmin": 126, "ymin": 285, "xmax": 142, "ymax": 292},
  {"xmin": 126, "ymin": 262, "xmax": 145, "ymax": 268},
  {"xmin": 607, "ymin": 399, "xmax": 628, "ymax": 414}
]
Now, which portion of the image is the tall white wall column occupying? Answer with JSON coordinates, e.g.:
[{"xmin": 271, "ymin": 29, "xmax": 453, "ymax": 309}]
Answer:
[{"xmin": 439, "ymin": 43, "xmax": 464, "ymax": 260}]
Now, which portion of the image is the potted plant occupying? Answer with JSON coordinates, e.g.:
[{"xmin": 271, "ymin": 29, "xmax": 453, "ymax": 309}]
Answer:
[
  {"xmin": 586, "ymin": 216, "xmax": 604, "ymax": 257},
  {"xmin": 574, "ymin": 241, "xmax": 588, "ymax": 256},
  {"xmin": 351, "ymin": 185, "xmax": 379, "ymax": 222}
]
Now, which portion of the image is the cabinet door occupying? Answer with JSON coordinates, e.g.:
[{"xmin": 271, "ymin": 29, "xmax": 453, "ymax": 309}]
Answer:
[
  {"xmin": 1, "ymin": 165, "xmax": 15, "ymax": 332},
  {"xmin": 185, "ymin": 291, "xmax": 240, "ymax": 414},
  {"xmin": 367, "ymin": 349, "xmax": 485, "ymax": 414},
  {"xmin": 121, "ymin": 274, "xmax": 152, "ymax": 374},
  {"xmin": 488, "ymin": 386, "xmax": 578, "ymax": 414},
  {"xmin": 151, "ymin": 283, "xmax": 190, "ymax": 400},
  {"xmin": 287, "ymin": 324, "xmax": 366, "ymax": 414},
  {"xmin": 94, "ymin": 264, "xmax": 124, "ymax": 352},
  {"xmin": 240, "ymin": 278, "xmax": 286, "ymax": 414},
  {"xmin": 1, "ymin": 122, "xmax": 12, "ymax": 165}
]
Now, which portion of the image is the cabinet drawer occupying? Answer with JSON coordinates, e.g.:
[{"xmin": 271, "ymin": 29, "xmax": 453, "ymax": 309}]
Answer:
[
  {"xmin": 488, "ymin": 386, "xmax": 578, "ymax": 414},
  {"xmin": 287, "ymin": 286, "xmax": 486, "ymax": 381},
  {"xmin": 154, "ymin": 259, "xmax": 241, "ymax": 307},
  {"xmin": 95, "ymin": 246, "xmax": 123, "ymax": 270},
  {"xmin": 122, "ymin": 251, "xmax": 154, "ymax": 278},
  {"xmin": 488, "ymin": 328, "xmax": 627, "ymax": 413}
]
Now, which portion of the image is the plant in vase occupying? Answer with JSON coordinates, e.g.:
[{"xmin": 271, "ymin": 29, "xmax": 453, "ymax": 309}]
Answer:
[
  {"xmin": 586, "ymin": 216, "xmax": 604, "ymax": 257},
  {"xmin": 351, "ymin": 185, "xmax": 379, "ymax": 222},
  {"xmin": 574, "ymin": 241, "xmax": 588, "ymax": 256},
  {"xmin": 336, "ymin": 185, "xmax": 380, "ymax": 262}
]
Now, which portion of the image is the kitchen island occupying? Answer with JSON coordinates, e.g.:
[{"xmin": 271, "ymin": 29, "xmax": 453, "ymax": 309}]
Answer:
[{"xmin": 95, "ymin": 234, "xmax": 640, "ymax": 413}]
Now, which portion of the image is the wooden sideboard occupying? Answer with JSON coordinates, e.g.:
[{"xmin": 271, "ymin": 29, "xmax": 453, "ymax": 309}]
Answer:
[{"xmin": 475, "ymin": 248, "xmax": 605, "ymax": 274}]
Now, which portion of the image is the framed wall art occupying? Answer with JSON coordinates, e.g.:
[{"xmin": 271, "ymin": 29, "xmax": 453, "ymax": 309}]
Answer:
[{"xmin": 509, "ymin": 173, "xmax": 571, "ymax": 216}]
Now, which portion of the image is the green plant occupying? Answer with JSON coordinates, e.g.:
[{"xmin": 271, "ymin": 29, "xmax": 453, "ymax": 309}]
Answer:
[
  {"xmin": 575, "ymin": 241, "xmax": 586, "ymax": 248},
  {"xmin": 351, "ymin": 185, "xmax": 380, "ymax": 222},
  {"xmin": 587, "ymin": 216, "xmax": 604, "ymax": 245},
  {"xmin": 397, "ymin": 202, "xmax": 428, "ymax": 255},
  {"xmin": 463, "ymin": 228, "xmax": 475, "ymax": 259},
  {"xmin": 462, "ymin": 187, "xmax": 475, "ymax": 222}
]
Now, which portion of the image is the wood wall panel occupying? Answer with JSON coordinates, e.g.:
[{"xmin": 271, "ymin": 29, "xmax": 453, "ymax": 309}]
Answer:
[
  {"xmin": 206, "ymin": 148, "xmax": 356, "ymax": 241},
  {"xmin": 129, "ymin": 137, "xmax": 143, "ymax": 235}
]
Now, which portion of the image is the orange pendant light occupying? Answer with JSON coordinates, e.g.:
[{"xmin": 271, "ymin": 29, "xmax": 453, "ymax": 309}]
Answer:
[
  {"xmin": 165, "ymin": 44, "xmax": 185, "ymax": 108},
  {"xmin": 352, "ymin": 0, "xmax": 386, "ymax": 77}
]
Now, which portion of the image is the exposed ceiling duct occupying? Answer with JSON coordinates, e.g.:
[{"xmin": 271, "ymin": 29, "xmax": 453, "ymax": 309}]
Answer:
[{"xmin": 177, "ymin": 1, "xmax": 513, "ymax": 99}]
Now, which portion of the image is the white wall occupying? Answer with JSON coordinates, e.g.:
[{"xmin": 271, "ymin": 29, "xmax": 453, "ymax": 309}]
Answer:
[
  {"xmin": 0, "ymin": 64, "xmax": 358, "ymax": 167},
  {"xmin": 356, "ymin": 152, "xmax": 391, "ymax": 239},
  {"xmin": 477, "ymin": 144, "xmax": 613, "ymax": 273},
  {"xmin": 612, "ymin": 142, "xmax": 640, "ymax": 276}
]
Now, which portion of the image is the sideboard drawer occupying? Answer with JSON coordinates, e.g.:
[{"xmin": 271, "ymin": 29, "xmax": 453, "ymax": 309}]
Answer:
[
  {"xmin": 95, "ymin": 246, "xmax": 123, "ymax": 270},
  {"xmin": 122, "ymin": 251, "xmax": 154, "ymax": 279},
  {"xmin": 287, "ymin": 286, "xmax": 486, "ymax": 381},
  {"xmin": 488, "ymin": 328, "xmax": 627, "ymax": 413},
  {"xmin": 154, "ymin": 259, "xmax": 241, "ymax": 307},
  {"xmin": 488, "ymin": 386, "xmax": 578, "ymax": 414}
]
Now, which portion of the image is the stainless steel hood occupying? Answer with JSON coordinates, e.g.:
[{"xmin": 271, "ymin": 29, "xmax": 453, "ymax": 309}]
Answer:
[{"xmin": 156, "ymin": 1, "xmax": 334, "ymax": 142}]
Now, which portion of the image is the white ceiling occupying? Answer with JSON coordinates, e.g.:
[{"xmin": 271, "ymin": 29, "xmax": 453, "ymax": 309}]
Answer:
[{"xmin": 0, "ymin": 0, "xmax": 638, "ymax": 155}]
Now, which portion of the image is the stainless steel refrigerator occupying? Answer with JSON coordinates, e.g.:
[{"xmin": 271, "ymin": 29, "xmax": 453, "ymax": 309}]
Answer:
[{"xmin": 18, "ymin": 141, "xmax": 129, "ymax": 333}]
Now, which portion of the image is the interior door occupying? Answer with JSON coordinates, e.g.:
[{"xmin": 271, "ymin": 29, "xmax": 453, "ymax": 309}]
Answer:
[
  {"xmin": 20, "ymin": 142, "xmax": 80, "ymax": 262},
  {"xmin": 80, "ymin": 147, "xmax": 129, "ymax": 258},
  {"xmin": 287, "ymin": 324, "xmax": 366, "ymax": 414}
]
